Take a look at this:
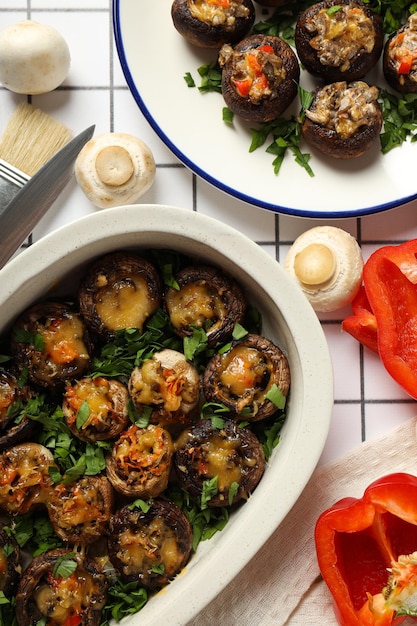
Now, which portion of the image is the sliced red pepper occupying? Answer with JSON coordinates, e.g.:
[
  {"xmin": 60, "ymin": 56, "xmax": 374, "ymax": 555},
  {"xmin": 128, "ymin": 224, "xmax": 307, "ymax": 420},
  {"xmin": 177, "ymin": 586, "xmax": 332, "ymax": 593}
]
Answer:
[
  {"xmin": 342, "ymin": 286, "xmax": 378, "ymax": 353},
  {"xmin": 315, "ymin": 472, "xmax": 417, "ymax": 626},
  {"xmin": 233, "ymin": 77, "xmax": 252, "ymax": 97},
  {"xmin": 398, "ymin": 55, "xmax": 413, "ymax": 75}
]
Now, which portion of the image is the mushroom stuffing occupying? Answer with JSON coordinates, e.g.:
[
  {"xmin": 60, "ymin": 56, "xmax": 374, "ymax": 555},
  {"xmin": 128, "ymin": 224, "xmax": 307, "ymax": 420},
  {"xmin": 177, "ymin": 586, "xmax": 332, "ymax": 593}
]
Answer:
[{"xmin": 0, "ymin": 248, "xmax": 290, "ymax": 624}]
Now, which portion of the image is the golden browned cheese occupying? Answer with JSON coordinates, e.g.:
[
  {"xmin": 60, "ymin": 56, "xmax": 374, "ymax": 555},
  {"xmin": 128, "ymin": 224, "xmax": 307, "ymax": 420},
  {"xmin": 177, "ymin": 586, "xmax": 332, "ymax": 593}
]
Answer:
[
  {"xmin": 166, "ymin": 282, "xmax": 226, "ymax": 328},
  {"xmin": 189, "ymin": 0, "xmax": 250, "ymax": 26},
  {"xmin": 34, "ymin": 569, "xmax": 96, "ymax": 622},
  {"xmin": 42, "ymin": 315, "xmax": 89, "ymax": 364},
  {"xmin": 305, "ymin": 81, "xmax": 380, "ymax": 139},
  {"xmin": 307, "ymin": 5, "xmax": 375, "ymax": 71},
  {"xmin": 218, "ymin": 345, "xmax": 267, "ymax": 396},
  {"xmin": 203, "ymin": 433, "xmax": 242, "ymax": 491},
  {"xmin": 117, "ymin": 518, "xmax": 179, "ymax": 575},
  {"xmin": 95, "ymin": 275, "xmax": 152, "ymax": 331},
  {"xmin": 53, "ymin": 482, "xmax": 105, "ymax": 527}
]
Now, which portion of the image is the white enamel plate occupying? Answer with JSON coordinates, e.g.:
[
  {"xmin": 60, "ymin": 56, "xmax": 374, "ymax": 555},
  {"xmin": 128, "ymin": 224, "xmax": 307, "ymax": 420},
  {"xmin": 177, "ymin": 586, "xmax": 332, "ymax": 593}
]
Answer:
[{"xmin": 113, "ymin": 0, "xmax": 417, "ymax": 217}]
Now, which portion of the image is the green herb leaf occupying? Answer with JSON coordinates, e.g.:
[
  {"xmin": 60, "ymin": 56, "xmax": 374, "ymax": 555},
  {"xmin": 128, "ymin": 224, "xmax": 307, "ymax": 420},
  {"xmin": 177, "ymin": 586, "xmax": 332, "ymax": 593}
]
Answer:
[
  {"xmin": 52, "ymin": 553, "xmax": 77, "ymax": 579},
  {"xmin": 265, "ymin": 383, "xmax": 287, "ymax": 410},
  {"xmin": 222, "ymin": 107, "xmax": 234, "ymax": 124},
  {"xmin": 129, "ymin": 499, "xmax": 152, "ymax": 513},
  {"xmin": 184, "ymin": 72, "xmax": 195, "ymax": 88},
  {"xmin": 228, "ymin": 481, "xmax": 239, "ymax": 505},
  {"xmin": 201, "ymin": 476, "xmax": 218, "ymax": 510},
  {"xmin": 75, "ymin": 400, "xmax": 90, "ymax": 430}
]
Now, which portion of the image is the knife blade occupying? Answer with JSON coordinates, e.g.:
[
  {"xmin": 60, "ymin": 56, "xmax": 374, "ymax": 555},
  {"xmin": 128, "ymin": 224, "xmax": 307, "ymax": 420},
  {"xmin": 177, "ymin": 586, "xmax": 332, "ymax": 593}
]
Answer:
[{"xmin": 0, "ymin": 124, "xmax": 95, "ymax": 270}]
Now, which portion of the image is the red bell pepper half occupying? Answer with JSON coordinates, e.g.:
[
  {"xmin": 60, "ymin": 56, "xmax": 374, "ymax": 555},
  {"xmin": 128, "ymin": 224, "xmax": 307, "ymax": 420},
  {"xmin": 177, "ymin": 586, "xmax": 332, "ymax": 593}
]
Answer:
[
  {"xmin": 315, "ymin": 472, "xmax": 417, "ymax": 625},
  {"xmin": 342, "ymin": 239, "xmax": 417, "ymax": 398}
]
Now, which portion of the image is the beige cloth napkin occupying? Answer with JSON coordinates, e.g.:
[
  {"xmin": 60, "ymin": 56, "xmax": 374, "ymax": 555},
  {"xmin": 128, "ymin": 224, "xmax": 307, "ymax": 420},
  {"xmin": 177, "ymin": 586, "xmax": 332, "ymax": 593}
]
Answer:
[{"xmin": 188, "ymin": 417, "xmax": 417, "ymax": 625}]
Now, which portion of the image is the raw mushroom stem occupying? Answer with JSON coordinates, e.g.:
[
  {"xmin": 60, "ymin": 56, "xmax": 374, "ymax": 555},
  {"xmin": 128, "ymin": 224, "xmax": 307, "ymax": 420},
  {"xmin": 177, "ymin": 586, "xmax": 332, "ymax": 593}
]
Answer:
[
  {"xmin": 95, "ymin": 145, "xmax": 134, "ymax": 187},
  {"xmin": 294, "ymin": 243, "xmax": 336, "ymax": 286}
]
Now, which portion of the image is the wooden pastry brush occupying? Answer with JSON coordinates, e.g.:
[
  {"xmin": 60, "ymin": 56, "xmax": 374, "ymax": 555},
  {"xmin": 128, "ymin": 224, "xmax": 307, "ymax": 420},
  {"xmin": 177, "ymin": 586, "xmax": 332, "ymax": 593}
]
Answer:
[{"xmin": 0, "ymin": 102, "xmax": 72, "ymax": 209}]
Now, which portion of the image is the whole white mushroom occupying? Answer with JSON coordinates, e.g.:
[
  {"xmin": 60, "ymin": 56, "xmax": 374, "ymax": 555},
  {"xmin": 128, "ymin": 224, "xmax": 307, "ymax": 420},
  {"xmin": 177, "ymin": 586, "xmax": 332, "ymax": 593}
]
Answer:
[
  {"xmin": 75, "ymin": 132, "xmax": 156, "ymax": 208},
  {"xmin": 284, "ymin": 226, "xmax": 363, "ymax": 312},
  {"xmin": 0, "ymin": 20, "xmax": 70, "ymax": 95}
]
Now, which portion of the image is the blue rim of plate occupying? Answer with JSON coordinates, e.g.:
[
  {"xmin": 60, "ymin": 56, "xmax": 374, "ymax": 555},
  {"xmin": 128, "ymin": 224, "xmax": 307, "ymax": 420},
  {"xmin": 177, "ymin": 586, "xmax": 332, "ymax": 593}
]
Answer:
[{"xmin": 112, "ymin": 0, "xmax": 417, "ymax": 218}]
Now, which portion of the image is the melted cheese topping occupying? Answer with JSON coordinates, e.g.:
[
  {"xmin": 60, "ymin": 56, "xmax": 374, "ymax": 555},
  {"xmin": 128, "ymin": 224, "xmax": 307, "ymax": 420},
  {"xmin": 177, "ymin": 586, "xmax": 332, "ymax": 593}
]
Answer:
[
  {"xmin": 65, "ymin": 378, "xmax": 112, "ymax": 427},
  {"xmin": 305, "ymin": 81, "xmax": 380, "ymax": 139},
  {"xmin": 306, "ymin": 5, "xmax": 375, "ymax": 71},
  {"xmin": 203, "ymin": 433, "xmax": 242, "ymax": 491},
  {"xmin": 117, "ymin": 517, "xmax": 179, "ymax": 576},
  {"xmin": 95, "ymin": 275, "xmax": 153, "ymax": 331},
  {"xmin": 188, "ymin": 0, "xmax": 250, "ymax": 28},
  {"xmin": 218, "ymin": 345, "xmax": 267, "ymax": 396},
  {"xmin": 0, "ymin": 446, "xmax": 53, "ymax": 513},
  {"xmin": 52, "ymin": 481, "xmax": 105, "ymax": 528},
  {"xmin": 34, "ymin": 568, "xmax": 96, "ymax": 623},
  {"xmin": 130, "ymin": 356, "xmax": 199, "ymax": 413},
  {"xmin": 166, "ymin": 282, "xmax": 226, "ymax": 329},
  {"xmin": 42, "ymin": 315, "xmax": 89, "ymax": 364}
]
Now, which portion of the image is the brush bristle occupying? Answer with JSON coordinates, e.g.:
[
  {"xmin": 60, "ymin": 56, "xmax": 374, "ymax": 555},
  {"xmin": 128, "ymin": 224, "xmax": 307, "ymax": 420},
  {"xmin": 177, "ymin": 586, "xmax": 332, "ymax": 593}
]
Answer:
[{"xmin": 0, "ymin": 103, "xmax": 72, "ymax": 176}]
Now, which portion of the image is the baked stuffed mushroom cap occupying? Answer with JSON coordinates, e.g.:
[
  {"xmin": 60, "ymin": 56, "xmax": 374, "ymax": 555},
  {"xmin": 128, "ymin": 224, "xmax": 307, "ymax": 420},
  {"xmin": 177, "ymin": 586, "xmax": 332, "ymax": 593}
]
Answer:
[
  {"xmin": 174, "ymin": 418, "xmax": 265, "ymax": 506},
  {"xmin": 108, "ymin": 498, "xmax": 193, "ymax": 589},
  {"xmin": 203, "ymin": 333, "xmax": 290, "ymax": 421},
  {"xmin": 0, "ymin": 367, "xmax": 35, "ymax": 450},
  {"xmin": 219, "ymin": 34, "xmax": 300, "ymax": 122},
  {"xmin": 106, "ymin": 423, "xmax": 174, "ymax": 499},
  {"xmin": 0, "ymin": 525, "xmax": 21, "ymax": 598},
  {"xmin": 129, "ymin": 349, "xmax": 201, "ymax": 426},
  {"xmin": 164, "ymin": 264, "xmax": 246, "ymax": 347},
  {"xmin": 295, "ymin": 0, "xmax": 383, "ymax": 82},
  {"xmin": 383, "ymin": 13, "xmax": 417, "ymax": 93},
  {"xmin": 0, "ymin": 443, "xmax": 57, "ymax": 515},
  {"xmin": 10, "ymin": 301, "xmax": 92, "ymax": 390},
  {"xmin": 301, "ymin": 81, "xmax": 383, "ymax": 159},
  {"xmin": 78, "ymin": 251, "xmax": 162, "ymax": 340},
  {"xmin": 63, "ymin": 376, "xmax": 130, "ymax": 442},
  {"xmin": 15, "ymin": 549, "xmax": 107, "ymax": 626},
  {"xmin": 46, "ymin": 475, "xmax": 114, "ymax": 545},
  {"xmin": 171, "ymin": 0, "xmax": 256, "ymax": 48}
]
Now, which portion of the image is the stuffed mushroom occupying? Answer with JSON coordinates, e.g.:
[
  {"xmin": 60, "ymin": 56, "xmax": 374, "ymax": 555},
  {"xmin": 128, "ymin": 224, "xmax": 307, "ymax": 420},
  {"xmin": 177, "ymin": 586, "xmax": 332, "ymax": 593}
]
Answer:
[
  {"xmin": 108, "ymin": 498, "xmax": 193, "ymax": 589},
  {"xmin": 0, "ymin": 367, "xmax": 35, "ymax": 450},
  {"xmin": 383, "ymin": 13, "xmax": 417, "ymax": 93},
  {"xmin": 171, "ymin": 0, "xmax": 256, "ymax": 48},
  {"xmin": 46, "ymin": 475, "xmax": 114, "ymax": 545},
  {"xmin": 78, "ymin": 251, "xmax": 162, "ymax": 340},
  {"xmin": 301, "ymin": 80, "xmax": 383, "ymax": 159},
  {"xmin": 15, "ymin": 549, "xmax": 107, "ymax": 626},
  {"xmin": 106, "ymin": 423, "xmax": 174, "ymax": 499},
  {"xmin": 0, "ymin": 525, "xmax": 21, "ymax": 598},
  {"xmin": 219, "ymin": 34, "xmax": 300, "ymax": 122},
  {"xmin": 10, "ymin": 301, "xmax": 92, "ymax": 390},
  {"xmin": 174, "ymin": 418, "xmax": 265, "ymax": 506},
  {"xmin": 0, "ymin": 443, "xmax": 57, "ymax": 515},
  {"xmin": 203, "ymin": 333, "xmax": 290, "ymax": 421},
  {"xmin": 164, "ymin": 264, "xmax": 246, "ymax": 347},
  {"xmin": 128, "ymin": 349, "xmax": 200, "ymax": 426},
  {"xmin": 63, "ymin": 376, "xmax": 130, "ymax": 442},
  {"xmin": 295, "ymin": 0, "xmax": 383, "ymax": 82}
]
